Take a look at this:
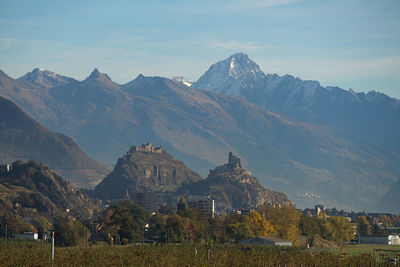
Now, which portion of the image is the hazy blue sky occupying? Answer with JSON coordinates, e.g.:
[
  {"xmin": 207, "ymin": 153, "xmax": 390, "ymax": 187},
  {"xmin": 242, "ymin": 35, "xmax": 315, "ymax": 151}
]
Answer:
[{"xmin": 1, "ymin": 0, "xmax": 400, "ymax": 98}]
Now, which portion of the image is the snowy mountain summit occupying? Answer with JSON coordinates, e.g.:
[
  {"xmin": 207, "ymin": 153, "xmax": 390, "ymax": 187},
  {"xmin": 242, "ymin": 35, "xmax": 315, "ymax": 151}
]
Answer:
[
  {"xmin": 172, "ymin": 76, "xmax": 193, "ymax": 87},
  {"xmin": 192, "ymin": 53, "xmax": 265, "ymax": 96},
  {"xmin": 18, "ymin": 68, "xmax": 75, "ymax": 88}
]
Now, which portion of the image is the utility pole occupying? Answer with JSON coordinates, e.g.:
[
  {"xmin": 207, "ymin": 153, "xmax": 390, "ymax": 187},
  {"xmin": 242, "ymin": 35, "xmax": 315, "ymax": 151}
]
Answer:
[{"xmin": 51, "ymin": 231, "xmax": 55, "ymax": 261}]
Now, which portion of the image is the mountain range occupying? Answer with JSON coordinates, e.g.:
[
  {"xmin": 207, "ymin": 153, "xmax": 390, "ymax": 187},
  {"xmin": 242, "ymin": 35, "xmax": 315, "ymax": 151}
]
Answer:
[
  {"xmin": 0, "ymin": 56, "xmax": 399, "ymax": 211},
  {"xmin": 193, "ymin": 53, "xmax": 400, "ymax": 156}
]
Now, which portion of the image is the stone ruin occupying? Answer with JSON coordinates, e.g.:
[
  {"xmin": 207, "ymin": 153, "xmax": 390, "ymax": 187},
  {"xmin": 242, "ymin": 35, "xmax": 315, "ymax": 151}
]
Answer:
[
  {"xmin": 209, "ymin": 152, "xmax": 245, "ymax": 176},
  {"xmin": 127, "ymin": 142, "xmax": 163, "ymax": 155},
  {"xmin": 228, "ymin": 152, "xmax": 242, "ymax": 170}
]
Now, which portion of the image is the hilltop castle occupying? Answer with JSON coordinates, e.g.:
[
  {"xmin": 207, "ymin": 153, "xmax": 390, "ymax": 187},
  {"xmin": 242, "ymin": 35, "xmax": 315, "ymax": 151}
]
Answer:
[{"xmin": 128, "ymin": 142, "xmax": 163, "ymax": 154}]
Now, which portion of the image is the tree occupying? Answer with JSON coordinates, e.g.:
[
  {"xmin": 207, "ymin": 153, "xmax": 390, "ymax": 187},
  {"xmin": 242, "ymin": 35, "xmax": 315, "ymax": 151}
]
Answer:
[
  {"xmin": 32, "ymin": 216, "xmax": 52, "ymax": 239},
  {"xmin": 259, "ymin": 205, "xmax": 301, "ymax": 242},
  {"xmin": 177, "ymin": 196, "xmax": 186, "ymax": 213},
  {"xmin": 54, "ymin": 219, "xmax": 90, "ymax": 247},
  {"xmin": 356, "ymin": 216, "xmax": 371, "ymax": 235},
  {"xmin": 102, "ymin": 200, "xmax": 149, "ymax": 243},
  {"xmin": 166, "ymin": 214, "xmax": 190, "ymax": 242},
  {"xmin": 209, "ymin": 215, "xmax": 227, "ymax": 243},
  {"xmin": 226, "ymin": 221, "xmax": 253, "ymax": 242},
  {"xmin": 178, "ymin": 207, "xmax": 210, "ymax": 242},
  {"xmin": 247, "ymin": 211, "xmax": 275, "ymax": 237},
  {"xmin": 299, "ymin": 215, "xmax": 322, "ymax": 237},
  {"xmin": 226, "ymin": 211, "xmax": 275, "ymax": 243},
  {"xmin": 147, "ymin": 213, "xmax": 167, "ymax": 242},
  {"xmin": 321, "ymin": 216, "xmax": 354, "ymax": 242}
]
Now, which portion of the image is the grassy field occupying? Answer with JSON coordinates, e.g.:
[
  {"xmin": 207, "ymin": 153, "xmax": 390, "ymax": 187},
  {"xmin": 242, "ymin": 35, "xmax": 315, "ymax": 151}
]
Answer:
[{"xmin": 1, "ymin": 241, "xmax": 400, "ymax": 266}]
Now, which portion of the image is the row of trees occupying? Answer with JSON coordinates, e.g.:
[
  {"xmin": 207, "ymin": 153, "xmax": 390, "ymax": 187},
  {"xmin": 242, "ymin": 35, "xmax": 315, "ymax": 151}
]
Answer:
[
  {"xmin": 299, "ymin": 215, "xmax": 354, "ymax": 242},
  {"xmin": 96, "ymin": 200, "xmax": 355, "ymax": 246},
  {"xmin": 1, "ymin": 199, "xmax": 364, "ymax": 247}
]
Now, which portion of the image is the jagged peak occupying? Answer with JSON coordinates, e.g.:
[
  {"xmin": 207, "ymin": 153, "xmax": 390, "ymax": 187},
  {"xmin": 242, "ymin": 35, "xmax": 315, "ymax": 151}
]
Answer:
[
  {"xmin": 193, "ymin": 52, "xmax": 265, "ymax": 94},
  {"xmin": 85, "ymin": 68, "xmax": 112, "ymax": 82}
]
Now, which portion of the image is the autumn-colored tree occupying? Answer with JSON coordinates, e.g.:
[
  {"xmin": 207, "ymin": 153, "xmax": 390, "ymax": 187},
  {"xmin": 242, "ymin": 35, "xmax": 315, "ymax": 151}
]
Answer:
[
  {"xmin": 226, "ymin": 211, "xmax": 275, "ymax": 242},
  {"xmin": 259, "ymin": 205, "xmax": 301, "ymax": 242},
  {"xmin": 177, "ymin": 196, "xmax": 186, "ymax": 213},
  {"xmin": 166, "ymin": 214, "xmax": 190, "ymax": 242},
  {"xmin": 248, "ymin": 210, "xmax": 275, "ymax": 237},
  {"xmin": 380, "ymin": 214, "xmax": 391, "ymax": 225},
  {"xmin": 321, "ymin": 216, "xmax": 354, "ymax": 242},
  {"xmin": 356, "ymin": 216, "xmax": 371, "ymax": 235}
]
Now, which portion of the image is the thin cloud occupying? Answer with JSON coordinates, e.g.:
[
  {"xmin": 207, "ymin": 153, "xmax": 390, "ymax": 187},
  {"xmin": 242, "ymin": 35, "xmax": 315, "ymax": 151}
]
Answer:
[
  {"xmin": 206, "ymin": 39, "xmax": 269, "ymax": 50},
  {"xmin": 233, "ymin": 0, "xmax": 299, "ymax": 9},
  {"xmin": 0, "ymin": 38, "xmax": 18, "ymax": 49}
]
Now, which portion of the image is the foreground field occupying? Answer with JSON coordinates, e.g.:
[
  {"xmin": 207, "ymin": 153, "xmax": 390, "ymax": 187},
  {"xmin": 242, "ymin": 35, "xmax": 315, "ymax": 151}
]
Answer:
[
  {"xmin": 0, "ymin": 243, "xmax": 399, "ymax": 266},
  {"xmin": 333, "ymin": 244, "xmax": 400, "ymax": 256}
]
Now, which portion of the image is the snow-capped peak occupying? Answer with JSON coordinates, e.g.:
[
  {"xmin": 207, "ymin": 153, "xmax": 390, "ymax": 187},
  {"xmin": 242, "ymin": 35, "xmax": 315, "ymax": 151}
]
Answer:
[
  {"xmin": 193, "ymin": 53, "xmax": 265, "ymax": 95},
  {"xmin": 172, "ymin": 76, "xmax": 193, "ymax": 87}
]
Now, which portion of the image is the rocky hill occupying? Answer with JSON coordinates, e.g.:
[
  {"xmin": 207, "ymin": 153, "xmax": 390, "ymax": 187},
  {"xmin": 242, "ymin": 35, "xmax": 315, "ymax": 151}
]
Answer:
[
  {"xmin": 178, "ymin": 152, "xmax": 290, "ymax": 210},
  {"xmin": 193, "ymin": 53, "xmax": 400, "ymax": 155},
  {"xmin": 1, "ymin": 68, "xmax": 400, "ymax": 210},
  {"xmin": 0, "ymin": 96, "xmax": 108, "ymax": 188},
  {"xmin": 0, "ymin": 160, "xmax": 97, "ymax": 220},
  {"xmin": 94, "ymin": 143, "xmax": 202, "ymax": 200}
]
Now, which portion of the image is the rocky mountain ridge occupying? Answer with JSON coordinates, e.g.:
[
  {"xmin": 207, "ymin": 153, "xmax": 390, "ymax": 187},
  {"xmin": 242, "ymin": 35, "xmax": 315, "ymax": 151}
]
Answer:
[
  {"xmin": 179, "ymin": 152, "xmax": 291, "ymax": 209},
  {"xmin": 0, "ymin": 96, "xmax": 108, "ymax": 188},
  {"xmin": 0, "ymin": 160, "xmax": 97, "ymax": 220},
  {"xmin": 18, "ymin": 68, "xmax": 77, "ymax": 88},
  {"xmin": 192, "ymin": 53, "xmax": 400, "ymax": 155}
]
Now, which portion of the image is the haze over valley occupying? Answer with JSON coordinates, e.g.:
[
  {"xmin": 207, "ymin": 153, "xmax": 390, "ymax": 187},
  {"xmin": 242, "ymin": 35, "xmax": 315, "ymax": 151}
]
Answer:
[{"xmin": 1, "ymin": 52, "xmax": 399, "ymax": 212}]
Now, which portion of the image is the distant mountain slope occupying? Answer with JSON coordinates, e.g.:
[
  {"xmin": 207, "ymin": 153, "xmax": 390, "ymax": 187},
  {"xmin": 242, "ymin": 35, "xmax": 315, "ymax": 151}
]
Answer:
[
  {"xmin": 377, "ymin": 180, "xmax": 400, "ymax": 214},
  {"xmin": 0, "ymin": 96, "xmax": 108, "ymax": 188},
  {"xmin": 1, "ymin": 69, "xmax": 399, "ymax": 210},
  {"xmin": 94, "ymin": 143, "xmax": 202, "ymax": 200},
  {"xmin": 193, "ymin": 53, "xmax": 400, "ymax": 155},
  {"xmin": 178, "ymin": 152, "xmax": 290, "ymax": 210},
  {"xmin": 0, "ymin": 160, "xmax": 96, "ymax": 220},
  {"xmin": 18, "ymin": 68, "xmax": 77, "ymax": 88}
]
